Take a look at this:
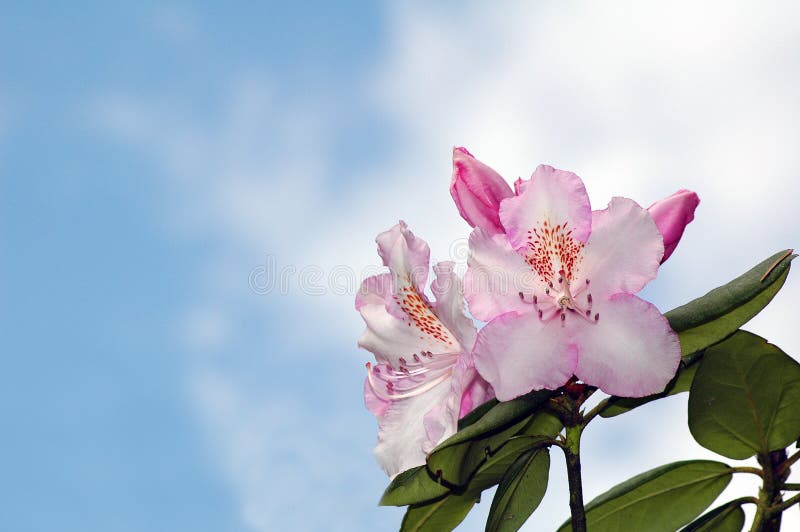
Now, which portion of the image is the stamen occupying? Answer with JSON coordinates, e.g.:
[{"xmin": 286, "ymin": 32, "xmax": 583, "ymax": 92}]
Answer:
[
  {"xmin": 532, "ymin": 295, "xmax": 537, "ymax": 305},
  {"xmin": 560, "ymin": 312, "xmax": 566, "ymax": 321},
  {"xmin": 594, "ymin": 313, "xmax": 599, "ymax": 322},
  {"xmin": 518, "ymin": 291, "xmax": 524, "ymax": 300},
  {"xmin": 538, "ymin": 309, "xmax": 543, "ymax": 319},
  {"xmin": 587, "ymin": 293, "xmax": 592, "ymax": 304},
  {"xmin": 413, "ymin": 354, "xmax": 420, "ymax": 363},
  {"xmin": 585, "ymin": 279, "xmax": 590, "ymax": 285}
]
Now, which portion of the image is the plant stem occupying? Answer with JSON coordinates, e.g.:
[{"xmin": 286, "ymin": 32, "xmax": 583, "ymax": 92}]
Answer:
[
  {"xmin": 782, "ymin": 483, "xmax": 800, "ymax": 491},
  {"xmin": 777, "ymin": 449, "xmax": 799, "ymax": 477},
  {"xmin": 564, "ymin": 423, "xmax": 586, "ymax": 532},
  {"xmin": 769, "ymin": 492, "xmax": 800, "ymax": 514},
  {"xmin": 750, "ymin": 451, "xmax": 786, "ymax": 532},
  {"xmin": 731, "ymin": 466, "xmax": 764, "ymax": 478}
]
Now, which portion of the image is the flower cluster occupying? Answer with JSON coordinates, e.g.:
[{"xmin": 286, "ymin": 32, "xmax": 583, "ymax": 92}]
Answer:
[{"xmin": 357, "ymin": 147, "xmax": 699, "ymax": 477}]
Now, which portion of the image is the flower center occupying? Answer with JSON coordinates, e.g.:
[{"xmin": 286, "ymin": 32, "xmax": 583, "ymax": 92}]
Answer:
[{"xmin": 517, "ymin": 219, "xmax": 601, "ymax": 324}]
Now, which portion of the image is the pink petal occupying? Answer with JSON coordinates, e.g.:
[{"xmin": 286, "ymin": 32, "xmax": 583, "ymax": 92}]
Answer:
[
  {"xmin": 473, "ymin": 312, "xmax": 578, "ymax": 401},
  {"xmin": 355, "ymin": 273, "xmax": 392, "ymax": 311},
  {"xmin": 513, "ymin": 177, "xmax": 528, "ymax": 196},
  {"xmin": 376, "ymin": 221, "xmax": 430, "ymax": 295},
  {"xmin": 364, "ymin": 375, "xmax": 389, "ymax": 418},
  {"xmin": 573, "ymin": 293, "xmax": 681, "ymax": 397},
  {"xmin": 430, "ymin": 261, "xmax": 477, "ymax": 353},
  {"xmin": 357, "ymin": 297, "xmax": 449, "ymax": 367},
  {"xmin": 370, "ymin": 377, "xmax": 458, "ymax": 477},
  {"xmin": 647, "ymin": 189, "xmax": 700, "ymax": 263},
  {"xmin": 450, "ymin": 147, "xmax": 513, "ymax": 234},
  {"xmin": 499, "ymin": 164, "xmax": 592, "ymax": 253},
  {"xmin": 578, "ymin": 197, "xmax": 664, "ymax": 299},
  {"xmin": 456, "ymin": 364, "xmax": 494, "ymax": 418},
  {"xmin": 464, "ymin": 228, "xmax": 536, "ymax": 322}
]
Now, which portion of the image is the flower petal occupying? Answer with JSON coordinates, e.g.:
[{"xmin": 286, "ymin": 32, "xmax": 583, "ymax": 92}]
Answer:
[
  {"xmin": 455, "ymin": 363, "xmax": 494, "ymax": 418},
  {"xmin": 357, "ymin": 296, "xmax": 450, "ymax": 367},
  {"xmin": 573, "ymin": 293, "xmax": 681, "ymax": 397},
  {"xmin": 578, "ymin": 197, "xmax": 664, "ymax": 298},
  {"xmin": 430, "ymin": 261, "xmax": 477, "ymax": 353},
  {"xmin": 647, "ymin": 189, "xmax": 700, "ymax": 263},
  {"xmin": 355, "ymin": 273, "xmax": 392, "ymax": 311},
  {"xmin": 450, "ymin": 147, "xmax": 513, "ymax": 234},
  {"xmin": 499, "ymin": 164, "xmax": 592, "ymax": 251},
  {"xmin": 473, "ymin": 312, "xmax": 577, "ymax": 401},
  {"xmin": 371, "ymin": 377, "xmax": 458, "ymax": 477},
  {"xmin": 464, "ymin": 228, "xmax": 537, "ymax": 322},
  {"xmin": 376, "ymin": 221, "xmax": 430, "ymax": 295}
]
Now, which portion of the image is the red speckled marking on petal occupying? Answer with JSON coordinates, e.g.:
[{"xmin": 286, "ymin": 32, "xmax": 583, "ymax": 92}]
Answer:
[
  {"xmin": 524, "ymin": 219, "xmax": 584, "ymax": 283},
  {"xmin": 392, "ymin": 276, "xmax": 456, "ymax": 346}
]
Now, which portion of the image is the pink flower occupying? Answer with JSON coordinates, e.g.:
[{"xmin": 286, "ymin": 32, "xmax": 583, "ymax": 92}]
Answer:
[
  {"xmin": 467, "ymin": 165, "xmax": 687, "ymax": 399},
  {"xmin": 450, "ymin": 148, "xmax": 698, "ymax": 264},
  {"xmin": 647, "ymin": 189, "xmax": 700, "ymax": 263},
  {"xmin": 357, "ymin": 222, "xmax": 492, "ymax": 477}
]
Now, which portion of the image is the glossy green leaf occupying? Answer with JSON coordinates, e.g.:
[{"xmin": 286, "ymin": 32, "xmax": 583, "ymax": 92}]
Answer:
[
  {"xmin": 600, "ymin": 359, "xmax": 699, "ymax": 418},
  {"xmin": 427, "ymin": 390, "xmax": 552, "ymax": 486},
  {"xmin": 486, "ymin": 448, "xmax": 549, "ymax": 532},
  {"xmin": 688, "ymin": 330, "xmax": 800, "ymax": 459},
  {"xmin": 665, "ymin": 249, "xmax": 794, "ymax": 356},
  {"xmin": 400, "ymin": 491, "xmax": 476, "ymax": 532},
  {"xmin": 556, "ymin": 460, "xmax": 733, "ymax": 532},
  {"xmin": 458, "ymin": 398, "xmax": 498, "ymax": 430},
  {"xmin": 681, "ymin": 500, "xmax": 745, "ymax": 532},
  {"xmin": 379, "ymin": 465, "xmax": 449, "ymax": 507}
]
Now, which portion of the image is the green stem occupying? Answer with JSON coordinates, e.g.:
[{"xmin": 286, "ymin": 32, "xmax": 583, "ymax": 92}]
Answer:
[
  {"xmin": 769, "ymin": 492, "xmax": 800, "ymax": 514},
  {"xmin": 750, "ymin": 452, "xmax": 785, "ymax": 532},
  {"xmin": 782, "ymin": 483, "xmax": 800, "ymax": 491},
  {"xmin": 777, "ymin": 449, "xmax": 799, "ymax": 477},
  {"xmin": 731, "ymin": 466, "xmax": 764, "ymax": 478},
  {"xmin": 564, "ymin": 423, "xmax": 586, "ymax": 532}
]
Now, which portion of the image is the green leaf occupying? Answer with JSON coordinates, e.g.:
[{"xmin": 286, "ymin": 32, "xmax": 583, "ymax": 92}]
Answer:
[
  {"xmin": 681, "ymin": 500, "xmax": 745, "ymax": 531},
  {"xmin": 688, "ymin": 330, "xmax": 800, "ymax": 459},
  {"xmin": 379, "ymin": 465, "xmax": 449, "ymax": 507},
  {"xmin": 600, "ymin": 359, "xmax": 699, "ymax": 418},
  {"xmin": 427, "ymin": 390, "xmax": 552, "ymax": 486},
  {"xmin": 486, "ymin": 448, "xmax": 550, "ymax": 532},
  {"xmin": 665, "ymin": 249, "xmax": 794, "ymax": 356},
  {"xmin": 458, "ymin": 398, "xmax": 498, "ymax": 430},
  {"xmin": 400, "ymin": 491, "xmax": 476, "ymax": 532},
  {"xmin": 556, "ymin": 460, "xmax": 733, "ymax": 532}
]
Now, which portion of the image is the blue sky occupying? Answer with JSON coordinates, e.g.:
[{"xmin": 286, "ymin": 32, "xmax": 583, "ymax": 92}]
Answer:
[{"xmin": 2, "ymin": 2, "xmax": 799, "ymax": 531}]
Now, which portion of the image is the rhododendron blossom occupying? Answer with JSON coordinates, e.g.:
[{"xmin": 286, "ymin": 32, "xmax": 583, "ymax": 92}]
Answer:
[
  {"xmin": 356, "ymin": 222, "xmax": 492, "ymax": 477},
  {"xmin": 462, "ymin": 162, "xmax": 693, "ymax": 399}
]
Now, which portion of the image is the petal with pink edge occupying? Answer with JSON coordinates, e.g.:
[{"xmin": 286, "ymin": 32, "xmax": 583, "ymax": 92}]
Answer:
[
  {"xmin": 376, "ymin": 221, "xmax": 430, "ymax": 294},
  {"xmin": 473, "ymin": 312, "xmax": 578, "ymax": 401},
  {"xmin": 579, "ymin": 197, "xmax": 664, "ymax": 299},
  {"xmin": 371, "ymin": 377, "xmax": 457, "ymax": 477},
  {"xmin": 451, "ymin": 147, "xmax": 513, "ymax": 234},
  {"xmin": 573, "ymin": 293, "xmax": 681, "ymax": 398},
  {"xmin": 454, "ymin": 362, "xmax": 494, "ymax": 418},
  {"xmin": 355, "ymin": 273, "xmax": 392, "ymax": 311},
  {"xmin": 357, "ymin": 301, "xmax": 450, "ymax": 367},
  {"xmin": 499, "ymin": 164, "xmax": 592, "ymax": 253},
  {"xmin": 430, "ymin": 261, "xmax": 477, "ymax": 353},
  {"xmin": 647, "ymin": 189, "xmax": 700, "ymax": 263},
  {"xmin": 364, "ymin": 376, "xmax": 389, "ymax": 418},
  {"xmin": 464, "ymin": 228, "xmax": 537, "ymax": 322}
]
